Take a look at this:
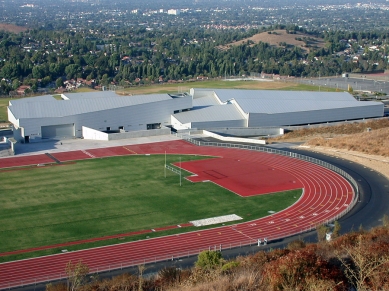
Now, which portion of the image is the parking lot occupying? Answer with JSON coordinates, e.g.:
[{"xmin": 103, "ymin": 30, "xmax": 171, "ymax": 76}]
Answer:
[{"xmin": 296, "ymin": 75, "xmax": 389, "ymax": 96}]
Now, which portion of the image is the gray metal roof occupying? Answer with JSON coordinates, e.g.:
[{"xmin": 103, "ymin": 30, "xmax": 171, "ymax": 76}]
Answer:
[
  {"xmin": 211, "ymin": 89, "xmax": 381, "ymax": 114},
  {"xmin": 234, "ymin": 98, "xmax": 380, "ymax": 114},
  {"xmin": 64, "ymin": 91, "xmax": 119, "ymax": 100},
  {"xmin": 9, "ymin": 93, "xmax": 173, "ymax": 119},
  {"xmin": 214, "ymin": 89, "xmax": 354, "ymax": 102},
  {"xmin": 9, "ymin": 95, "xmax": 55, "ymax": 106},
  {"xmin": 192, "ymin": 94, "xmax": 221, "ymax": 107},
  {"xmin": 173, "ymin": 104, "xmax": 245, "ymax": 124}
]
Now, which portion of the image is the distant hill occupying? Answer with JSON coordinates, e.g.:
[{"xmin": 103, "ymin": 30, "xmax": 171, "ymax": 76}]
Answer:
[
  {"xmin": 218, "ymin": 29, "xmax": 325, "ymax": 53},
  {"xmin": 0, "ymin": 23, "xmax": 29, "ymax": 33}
]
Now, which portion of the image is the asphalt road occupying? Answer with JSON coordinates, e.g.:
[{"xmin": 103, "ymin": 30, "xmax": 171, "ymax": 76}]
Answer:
[
  {"xmin": 10, "ymin": 142, "xmax": 389, "ymax": 291},
  {"xmin": 289, "ymin": 147, "xmax": 389, "ymax": 231}
]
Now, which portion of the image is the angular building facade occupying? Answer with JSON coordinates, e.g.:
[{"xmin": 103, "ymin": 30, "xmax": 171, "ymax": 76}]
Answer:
[{"xmin": 8, "ymin": 89, "xmax": 384, "ymax": 142}]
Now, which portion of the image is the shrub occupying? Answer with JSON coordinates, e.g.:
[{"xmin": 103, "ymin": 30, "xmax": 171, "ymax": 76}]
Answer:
[
  {"xmin": 195, "ymin": 250, "xmax": 223, "ymax": 270},
  {"xmin": 263, "ymin": 247, "xmax": 347, "ymax": 291},
  {"xmin": 287, "ymin": 239, "xmax": 306, "ymax": 250}
]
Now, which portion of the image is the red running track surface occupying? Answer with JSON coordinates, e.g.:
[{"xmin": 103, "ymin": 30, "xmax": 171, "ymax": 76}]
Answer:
[
  {"xmin": 0, "ymin": 154, "xmax": 54, "ymax": 168},
  {"xmin": 85, "ymin": 146, "xmax": 135, "ymax": 158},
  {"xmin": 179, "ymin": 157, "xmax": 303, "ymax": 196},
  {"xmin": 0, "ymin": 140, "xmax": 355, "ymax": 289},
  {"xmin": 51, "ymin": 150, "xmax": 92, "ymax": 162}
]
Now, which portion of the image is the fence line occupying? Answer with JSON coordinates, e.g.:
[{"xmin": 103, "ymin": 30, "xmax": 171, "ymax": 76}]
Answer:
[{"xmin": 0, "ymin": 136, "xmax": 360, "ymax": 290}]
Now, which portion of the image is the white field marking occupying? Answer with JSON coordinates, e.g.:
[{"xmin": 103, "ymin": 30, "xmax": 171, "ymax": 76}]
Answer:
[{"xmin": 190, "ymin": 214, "xmax": 243, "ymax": 227}]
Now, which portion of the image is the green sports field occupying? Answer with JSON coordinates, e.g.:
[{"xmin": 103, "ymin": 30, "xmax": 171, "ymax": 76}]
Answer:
[{"xmin": 0, "ymin": 154, "xmax": 301, "ymax": 258}]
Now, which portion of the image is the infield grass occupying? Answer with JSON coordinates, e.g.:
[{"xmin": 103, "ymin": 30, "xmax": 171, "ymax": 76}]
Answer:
[{"xmin": 0, "ymin": 154, "xmax": 301, "ymax": 258}]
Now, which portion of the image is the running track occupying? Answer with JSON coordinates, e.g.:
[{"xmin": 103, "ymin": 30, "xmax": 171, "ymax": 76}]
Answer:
[{"xmin": 0, "ymin": 140, "xmax": 355, "ymax": 289}]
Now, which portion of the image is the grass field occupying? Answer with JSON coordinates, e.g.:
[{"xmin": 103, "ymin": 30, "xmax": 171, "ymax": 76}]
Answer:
[
  {"xmin": 116, "ymin": 79, "xmax": 336, "ymax": 96},
  {"xmin": 0, "ymin": 154, "xmax": 301, "ymax": 258},
  {"xmin": 0, "ymin": 98, "xmax": 9, "ymax": 123}
]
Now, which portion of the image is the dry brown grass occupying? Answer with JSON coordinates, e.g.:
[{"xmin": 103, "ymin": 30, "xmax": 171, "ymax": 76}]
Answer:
[
  {"xmin": 217, "ymin": 29, "xmax": 325, "ymax": 53},
  {"xmin": 0, "ymin": 23, "xmax": 28, "ymax": 33},
  {"xmin": 305, "ymin": 127, "xmax": 389, "ymax": 157},
  {"xmin": 272, "ymin": 119, "xmax": 389, "ymax": 141},
  {"xmin": 168, "ymin": 269, "xmax": 264, "ymax": 291},
  {"xmin": 269, "ymin": 119, "xmax": 389, "ymax": 157},
  {"xmin": 117, "ymin": 79, "xmax": 300, "ymax": 96}
]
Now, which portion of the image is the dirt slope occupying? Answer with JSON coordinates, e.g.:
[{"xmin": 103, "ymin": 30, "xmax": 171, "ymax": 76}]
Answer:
[{"xmin": 218, "ymin": 29, "xmax": 325, "ymax": 52}]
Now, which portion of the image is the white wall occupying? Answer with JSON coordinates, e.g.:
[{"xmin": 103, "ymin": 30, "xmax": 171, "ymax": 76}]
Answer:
[
  {"xmin": 203, "ymin": 130, "xmax": 266, "ymax": 144},
  {"xmin": 191, "ymin": 119, "xmax": 246, "ymax": 129},
  {"xmin": 15, "ymin": 95, "xmax": 192, "ymax": 141},
  {"xmin": 108, "ymin": 128, "xmax": 171, "ymax": 140},
  {"xmin": 248, "ymin": 104, "xmax": 384, "ymax": 127},
  {"xmin": 170, "ymin": 115, "xmax": 191, "ymax": 130},
  {"xmin": 191, "ymin": 88, "xmax": 216, "ymax": 99},
  {"xmin": 7, "ymin": 108, "xmax": 18, "ymax": 127},
  {"xmin": 208, "ymin": 127, "xmax": 284, "ymax": 136},
  {"xmin": 82, "ymin": 126, "xmax": 109, "ymax": 140}
]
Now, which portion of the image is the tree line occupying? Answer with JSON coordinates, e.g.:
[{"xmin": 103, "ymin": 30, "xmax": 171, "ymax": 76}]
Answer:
[{"xmin": 1, "ymin": 25, "xmax": 389, "ymax": 95}]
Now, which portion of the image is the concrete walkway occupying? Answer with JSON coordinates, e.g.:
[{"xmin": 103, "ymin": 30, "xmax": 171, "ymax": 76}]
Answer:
[{"xmin": 11, "ymin": 135, "xmax": 183, "ymax": 157}]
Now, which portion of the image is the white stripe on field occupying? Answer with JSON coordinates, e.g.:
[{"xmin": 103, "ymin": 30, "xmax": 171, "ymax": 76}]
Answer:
[{"xmin": 190, "ymin": 214, "xmax": 243, "ymax": 227}]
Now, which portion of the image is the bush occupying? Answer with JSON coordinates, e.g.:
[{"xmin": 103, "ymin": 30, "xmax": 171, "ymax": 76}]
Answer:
[
  {"xmin": 221, "ymin": 261, "xmax": 239, "ymax": 274},
  {"xmin": 195, "ymin": 250, "xmax": 223, "ymax": 270},
  {"xmin": 287, "ymin": 239, "xmax": 306, "ymax": 250}
]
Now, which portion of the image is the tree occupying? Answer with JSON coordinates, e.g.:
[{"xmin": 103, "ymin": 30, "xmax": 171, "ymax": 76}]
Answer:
[
  {"xmin": 65, "ymin": 260, "xmax": 89, "ymax": 291},
  {"xmin": 317, "ymin": 224, "xmax": 330, "ymax": 242},
  {"xmin": 56, "ymin": 77, "xmax": 63, "ymax": 88},
  {"xmin": 65, "ymin": 64, "xmax": 81, "ymax": 80},
  {"xmin": 382, "ymin": 214, "xmax": 389, "ymax": 227},
  {"xmin": 12, "ymin": 79, "xmax": 20, "ymax": 90},
  {"xmin": 332, "ymin": 221, "xmax": 341, "ymax": 239}
]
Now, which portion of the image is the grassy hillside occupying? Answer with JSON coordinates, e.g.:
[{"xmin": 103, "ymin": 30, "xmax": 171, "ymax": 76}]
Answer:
[
  {"xmin": 217, "ymin": 29, "xmax": 325, "ymax": 53},
  {"xmin": 269, "ymin": 119, "xmax": 389, "ymax": 157}
]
